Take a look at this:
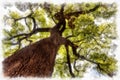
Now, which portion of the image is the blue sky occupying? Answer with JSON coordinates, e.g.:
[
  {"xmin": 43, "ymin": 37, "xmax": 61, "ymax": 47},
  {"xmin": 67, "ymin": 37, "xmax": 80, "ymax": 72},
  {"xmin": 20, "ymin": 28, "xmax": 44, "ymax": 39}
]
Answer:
[{"xmin": 0, "ymin": 0, "xmax": 120, "ymax": 80}]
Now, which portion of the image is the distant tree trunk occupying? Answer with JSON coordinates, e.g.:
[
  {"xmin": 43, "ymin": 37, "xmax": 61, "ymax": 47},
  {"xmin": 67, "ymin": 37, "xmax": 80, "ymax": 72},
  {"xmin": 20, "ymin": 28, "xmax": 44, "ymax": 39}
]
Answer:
[{"xmin": 2, "ymin": 28, "xmax": 65, "ymax": 77}]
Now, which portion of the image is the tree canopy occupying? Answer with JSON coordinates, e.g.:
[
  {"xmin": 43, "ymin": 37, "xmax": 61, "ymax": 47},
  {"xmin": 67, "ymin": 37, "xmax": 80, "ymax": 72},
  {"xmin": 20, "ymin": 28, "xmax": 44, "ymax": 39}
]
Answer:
[{"xmin": 2, "ymin": 2, "xmax": 117, "ymax": 78}]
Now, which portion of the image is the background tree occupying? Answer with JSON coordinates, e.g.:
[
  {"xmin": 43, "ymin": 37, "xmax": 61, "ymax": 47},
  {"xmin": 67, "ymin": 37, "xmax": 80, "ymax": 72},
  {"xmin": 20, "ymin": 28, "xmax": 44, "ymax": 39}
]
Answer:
[{"xmin": 2, "ymin": 2, "xmax": 117, "ymax": 78}]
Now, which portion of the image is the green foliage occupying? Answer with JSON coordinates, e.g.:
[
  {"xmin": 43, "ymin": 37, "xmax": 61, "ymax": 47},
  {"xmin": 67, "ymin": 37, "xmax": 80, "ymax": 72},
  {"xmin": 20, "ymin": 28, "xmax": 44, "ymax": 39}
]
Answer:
[
  {"xmin": 2, "ymin": 2, "xmax": 117, "ymax": 78},
  {"xmin": 74, "ymin": 14, "xmax": 95, "ymax": 26},
  {"xmin": 90, "ymin": 53, "xmax": 117, "ymax": 76},
  {"xmin": 9, "ymin": 11, "xmax": 21, "ymax": 19},
  {"xmin": 32, "ymin": 8, "xmax": 47, "ymax": 27},
  {"xmin": 93, "ymin": 3, "xmax": 117, "ymax": 18}
]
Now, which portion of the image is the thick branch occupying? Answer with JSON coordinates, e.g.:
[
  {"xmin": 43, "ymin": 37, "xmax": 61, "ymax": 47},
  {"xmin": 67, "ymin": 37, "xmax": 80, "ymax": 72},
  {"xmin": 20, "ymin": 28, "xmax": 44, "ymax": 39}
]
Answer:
[
  {"xmin": 59, "ymin": 4, "xmax": 66, "ymax": 34},
  {"xmin": 51, "ymin": 4, "xmax": 66, "ymax": 35},
  {"xmin": 66, "ymin": 39, "xmax": 105, "ymax": 65},
  {"xmin": 65, "ymin": 45, "xmax": 75, "ymax": 78}
]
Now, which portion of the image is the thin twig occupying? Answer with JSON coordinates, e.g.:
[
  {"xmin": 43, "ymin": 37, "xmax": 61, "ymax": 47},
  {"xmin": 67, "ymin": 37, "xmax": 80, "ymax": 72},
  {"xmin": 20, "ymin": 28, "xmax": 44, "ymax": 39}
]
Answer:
[{"xmin": 73, "ymin": 59, "xmax": 79, "ymax": 72}]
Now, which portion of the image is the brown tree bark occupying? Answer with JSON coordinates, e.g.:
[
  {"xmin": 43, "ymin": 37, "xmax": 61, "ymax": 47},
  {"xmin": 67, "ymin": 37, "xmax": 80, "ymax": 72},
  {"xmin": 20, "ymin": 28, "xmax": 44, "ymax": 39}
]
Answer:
[
  {"xmin": 2, "ymin": 3, "xmax": 67, "ymax": 77},
  {"xmin": 2, "ymin": 24, "xmax": 67, "ymax": 77},
  {"xmin": 3, "ymin": 38, "xmax": 57, "ymax": 77},
  {"xmin": 3, "ymin": 34, "xmax": 64, "ymax": 77}
]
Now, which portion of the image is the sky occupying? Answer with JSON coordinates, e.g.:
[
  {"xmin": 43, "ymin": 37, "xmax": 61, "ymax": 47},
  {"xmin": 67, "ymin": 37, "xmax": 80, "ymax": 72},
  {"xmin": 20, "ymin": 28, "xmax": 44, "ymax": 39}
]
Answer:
[{"xmin": 0, "ymin": 0, "xmax": 120, "ymax": 80}]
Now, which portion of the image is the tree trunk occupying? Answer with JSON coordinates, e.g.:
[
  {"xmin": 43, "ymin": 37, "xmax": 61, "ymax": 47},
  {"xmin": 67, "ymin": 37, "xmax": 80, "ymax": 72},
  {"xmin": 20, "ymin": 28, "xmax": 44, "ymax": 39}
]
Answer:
[{"xmin": 2, "ymin": 37, "xmax": 60, "ymax": 77}]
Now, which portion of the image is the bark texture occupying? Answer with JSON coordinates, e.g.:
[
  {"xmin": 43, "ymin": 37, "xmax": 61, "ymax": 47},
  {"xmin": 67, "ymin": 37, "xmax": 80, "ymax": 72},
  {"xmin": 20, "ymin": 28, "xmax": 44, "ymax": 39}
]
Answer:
[{"xmin": 3, "ymin": 37, "xmax": 60, "ymax": 77}]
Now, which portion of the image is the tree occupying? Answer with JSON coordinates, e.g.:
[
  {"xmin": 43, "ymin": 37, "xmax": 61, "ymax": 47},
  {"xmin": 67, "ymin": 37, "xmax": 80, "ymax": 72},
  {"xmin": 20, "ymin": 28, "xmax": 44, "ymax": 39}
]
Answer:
[{"xmin": 2, "ymin": 2, "xmax": 117, "ymax": 78}]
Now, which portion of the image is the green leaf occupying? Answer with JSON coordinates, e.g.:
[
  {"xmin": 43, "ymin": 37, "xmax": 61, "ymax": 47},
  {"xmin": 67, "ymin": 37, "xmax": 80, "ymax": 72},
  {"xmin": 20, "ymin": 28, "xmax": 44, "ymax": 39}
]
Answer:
[{"xmin": 9, "ymin": 11, "xmax": 21, "ymax": 19}]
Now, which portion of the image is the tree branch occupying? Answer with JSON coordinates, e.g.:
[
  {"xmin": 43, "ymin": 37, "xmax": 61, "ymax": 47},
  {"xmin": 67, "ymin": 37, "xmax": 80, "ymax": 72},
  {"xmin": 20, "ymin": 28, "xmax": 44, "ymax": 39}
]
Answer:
[
  {"xmin": 41, "ymin": 2, "xmax": 57, "ymax": 24},
  {"xmin": 73, "ymin": 59, "xmax": 79, "ymax": 72},
  {"xmin": 25, "ymin": 18, "xmax": 31, "ymax": 31},
  {"xmin": 65, "ymin": 45, "xmax": 75, "ymax": 78},
  {"xmin": 6, "ymin": 27, "xmax": 51, "ymax": 48},
  {"xmin": 30, "ymin": 16, "xmax": 37, "ymax": 30},
  {"xmin": 7, "ymin": 28, "xmax": 51, "ymax": 40},
  {"xmin": 59, "ymin": 4, "xmax": 66, "ymax": 34},
  {"xmin": 66, "ymin": 39, "xmax": 105, "ymax": 65},
  {"xmin": 65, "ymin": 4, "xmax": 101, "ymax": 18}
]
